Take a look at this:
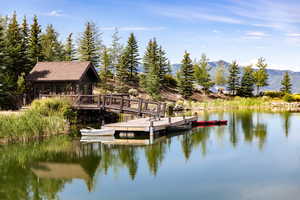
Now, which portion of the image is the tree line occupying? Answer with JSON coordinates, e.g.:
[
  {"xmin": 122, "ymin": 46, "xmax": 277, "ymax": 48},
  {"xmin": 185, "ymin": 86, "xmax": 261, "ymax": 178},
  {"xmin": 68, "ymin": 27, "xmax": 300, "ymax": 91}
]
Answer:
[{"xmin": 0, "ymin": 12, "xmax": 294, "ymax": 109}]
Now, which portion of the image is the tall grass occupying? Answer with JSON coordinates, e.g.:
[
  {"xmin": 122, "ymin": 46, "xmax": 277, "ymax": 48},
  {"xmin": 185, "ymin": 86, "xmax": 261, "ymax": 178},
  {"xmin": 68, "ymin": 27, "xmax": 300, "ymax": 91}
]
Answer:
[
  {"xmin": 176, "ymin": 97, "xmax": 274, "ymax": 111},
  {"xmin": 0, "ymin": 98, "xmax": 74, "ymax": 141}
]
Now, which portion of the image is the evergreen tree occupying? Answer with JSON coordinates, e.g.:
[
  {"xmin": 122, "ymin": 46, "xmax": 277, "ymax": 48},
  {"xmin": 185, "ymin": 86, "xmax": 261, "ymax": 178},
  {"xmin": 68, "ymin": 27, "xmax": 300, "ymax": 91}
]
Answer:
[
  {"xmin": 193, "ymin": 54, "xmax": 214, "ymax": 93},
  {"xmin": 280, "ymin": 72, "xmax": 292, "ymax": 94},
  {"xmin": 214, "ymin": 62, "xmax": 227, "ymax": 86},
  {"xmin": 41, "ymin": 24, "xmax": 64, "ymax": 61},
  {"xmin": 28, "ymin": 15, "xmax": 42, "ymax": 65},
  {"xmin": 253, "ymin": 57, "xmax": 269, "ymax": 95},
  {"xmin": 124, "ymin": 33, "xmax": 139, "ymax": 81},
  {"xmin": 227, "ymin": 61, "xmax": 240, "ymax": 95},
  {"xmin": 20, "ymin": 16, "xmax": 31, "ymax": 74},
  {"xmin": 0, "ymin": 17, "xmax": 7, "ymax": 68},
  {"xmin": 110, "ymin": 28, "xmax": 123, "ymax": 75},
  {"xmin": 5, "ymin": 12, "xmax": 26, "ymax": 84},
  {"xmin": 64, "ymin": 33, "xmax": 76, "ymax": 61},
  {"xmin": 142, "ymin": 39, "xmax": 161, "ymax": 99},
  {"xmin": 177, "ymin": 51, "xmax": 194, "ymax": 99},
  {"xmin": 99, "ymin": 47, "xmax": 112, "ymax": 93},
  {"xmin": 237, "ymin": 65, "xmax": 255, "ymax": 97},
  {"xmin": 78, "ymin": 22, "xmax": 102, "ymax": 67},
  {"xmin": 158, "ymin": 46, "xmax": 170, "ymax": 84}
]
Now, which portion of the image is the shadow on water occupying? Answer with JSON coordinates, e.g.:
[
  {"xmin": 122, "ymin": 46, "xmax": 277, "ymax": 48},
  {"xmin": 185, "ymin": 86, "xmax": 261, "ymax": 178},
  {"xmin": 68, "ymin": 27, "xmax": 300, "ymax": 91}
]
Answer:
[{"xmin": 0, "ymin": 110, "xmax": 296, "ymax": 199}]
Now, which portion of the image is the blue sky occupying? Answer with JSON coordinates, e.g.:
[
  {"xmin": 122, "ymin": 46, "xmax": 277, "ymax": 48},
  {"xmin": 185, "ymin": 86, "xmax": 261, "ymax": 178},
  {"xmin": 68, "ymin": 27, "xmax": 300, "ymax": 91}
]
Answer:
[{"xmin": 2, "ymin": 0, "xmax": 300, "ymax": 71}]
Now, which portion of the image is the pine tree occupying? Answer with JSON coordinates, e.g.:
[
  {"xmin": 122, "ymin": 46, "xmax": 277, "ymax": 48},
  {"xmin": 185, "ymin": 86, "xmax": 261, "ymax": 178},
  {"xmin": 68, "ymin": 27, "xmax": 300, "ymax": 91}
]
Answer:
[
  {"xmin": 20, "ymin": 16, "xmax": 31, "ymax": 74},
  {"xmin": 227, "ymin": 61, "xmax": 240, "ymax": 95},
  {"xmin": 158, "ymin": 46, "xmax": 170, "ymax": 84},
  {"xmin": 41, "ymin": 24, "xmax": 64, "ymax": 61},
  {"xmin": 280, "ymin": 72, "xmax": 292, "ymax": 94},
  {"xmin": 64, "ymin": 33, "xmax": 76, "ymax": 61},
  {"xmin": 193, "ymin": 54, "xmax": 214, "ymax": 93},
  {"xmin": 110, "ymin": 28, "xmax": 123, "ymax": 75},
  {"xmin": 214, "ymin": 62, "xmax": 227, "ymax": 86},
  {"xmin": 99, "ymin": 47, "xmax": 112, "ymax": 93},
  {"xmin": 124, "ymin": 33, "xmax": 139, "ymax": 81},
  {"xmin": 177, "ymin": 51, "xmax": 194, "ymax": 99},
  {"xmin": 237, "ymin": 65, "xmax": 255, "ymax": 97},
  {"xmin": 253, "ymin": 57, "xmax": 269, "ymax": 95},
  {"xmin": 5, "ymin": 12, "xmax": 26, "ymax": 84},
  {"xmin": 78, "ymin": 22, "xmax": 102, "ymax": 67},
  {"xmin": 142, "ymin": 38, "xmax": 161, "ymax": 99},
  {"xmin": 28, "ymin": 15, "xmax": 42, "ymax": 65},
  {"xmin": 0, "ymin": 17, "xmax": 6, "ymax": 68},
  {"xmin": 115, "ymin": 52, "xmax": 129, "ymax": 92}
]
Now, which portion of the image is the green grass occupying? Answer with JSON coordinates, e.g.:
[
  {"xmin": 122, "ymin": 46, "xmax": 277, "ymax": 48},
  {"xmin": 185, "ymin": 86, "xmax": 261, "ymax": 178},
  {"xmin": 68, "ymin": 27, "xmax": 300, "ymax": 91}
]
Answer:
[
  {"xmin": 0, "ymin": 98, "xmax": 74, "ymax": 141},
  {"xmin": 176, "ymin": 97, "xmax": 277, "ymax": 111}
]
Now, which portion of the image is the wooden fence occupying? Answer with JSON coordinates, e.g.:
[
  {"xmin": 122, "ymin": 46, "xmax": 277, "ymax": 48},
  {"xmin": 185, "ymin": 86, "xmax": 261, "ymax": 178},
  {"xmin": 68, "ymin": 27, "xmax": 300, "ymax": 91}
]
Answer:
[{"xmin": 39, "ymin": 94, "xmax": 167, "ymax": 118}]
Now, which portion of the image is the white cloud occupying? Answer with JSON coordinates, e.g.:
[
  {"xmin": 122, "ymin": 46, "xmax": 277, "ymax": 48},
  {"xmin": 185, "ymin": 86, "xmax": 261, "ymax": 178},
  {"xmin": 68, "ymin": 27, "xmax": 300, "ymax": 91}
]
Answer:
[
  {"xmin": 44, "ymin": 10, "xmax": 65, "ymax": 17},
  {"xmin": 101, "ymin": 26, "xmax": 166, "ymax": 31},
  {"xmin": 152, "ymin": 6, "xmax": 243, "ymax": 24},
  {"xmin": 245, "ymin": 31, "xmax": 269, "ymax": 37},
  {"xmin": 286, "ymin": 33, "xmax": 300, "ymax": 37}
]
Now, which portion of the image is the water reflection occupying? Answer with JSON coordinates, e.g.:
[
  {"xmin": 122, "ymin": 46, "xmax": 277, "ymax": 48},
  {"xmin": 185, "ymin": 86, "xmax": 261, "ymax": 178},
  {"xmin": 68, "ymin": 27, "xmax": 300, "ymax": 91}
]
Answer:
[{"xmin": 1, "ymin": 111, "xmax": 299, "ymax": 199}]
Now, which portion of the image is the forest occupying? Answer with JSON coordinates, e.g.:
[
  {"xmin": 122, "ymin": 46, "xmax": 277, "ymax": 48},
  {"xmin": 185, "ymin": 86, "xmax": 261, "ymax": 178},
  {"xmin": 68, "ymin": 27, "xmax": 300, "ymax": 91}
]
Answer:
[{"xmin": 0, "ymin": 12, "xmax": 295, "ymax": 110}]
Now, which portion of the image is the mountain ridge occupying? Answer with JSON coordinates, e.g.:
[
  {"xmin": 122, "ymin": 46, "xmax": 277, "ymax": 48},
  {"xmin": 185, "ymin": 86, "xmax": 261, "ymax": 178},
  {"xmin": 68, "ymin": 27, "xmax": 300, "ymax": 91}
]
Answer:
[{"xmin": 171, "ymin": 60, "xmax": 300, "ymax": 93}]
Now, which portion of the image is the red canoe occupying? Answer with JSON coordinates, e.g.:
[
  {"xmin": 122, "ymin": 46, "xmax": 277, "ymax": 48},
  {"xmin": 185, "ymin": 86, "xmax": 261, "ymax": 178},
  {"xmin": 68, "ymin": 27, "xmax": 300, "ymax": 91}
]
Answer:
[{"xmin": 192, "ymin": 120, "xmax": 227, "ymax": 126}]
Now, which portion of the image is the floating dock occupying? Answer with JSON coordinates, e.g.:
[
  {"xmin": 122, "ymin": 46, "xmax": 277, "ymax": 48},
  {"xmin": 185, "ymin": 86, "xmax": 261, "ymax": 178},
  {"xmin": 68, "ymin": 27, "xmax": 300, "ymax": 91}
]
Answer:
[{"xmin": 103, "ymin": 116, "xmax": 198, "ymax": 135}]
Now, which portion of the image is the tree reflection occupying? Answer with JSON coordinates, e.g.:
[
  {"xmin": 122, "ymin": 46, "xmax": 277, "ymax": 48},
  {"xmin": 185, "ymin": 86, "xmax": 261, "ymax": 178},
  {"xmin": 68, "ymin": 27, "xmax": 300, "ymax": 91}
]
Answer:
[
  {"xmin": 144, "ymin": 142, "xmax": 166, "ymax": 176},
  {"xmin": 282, "ymin": 112, "xmax": 291, "ymax": 138},
  {"xmin": 229, "ymin": 112, "xmax": 238, "ymax": 147}
]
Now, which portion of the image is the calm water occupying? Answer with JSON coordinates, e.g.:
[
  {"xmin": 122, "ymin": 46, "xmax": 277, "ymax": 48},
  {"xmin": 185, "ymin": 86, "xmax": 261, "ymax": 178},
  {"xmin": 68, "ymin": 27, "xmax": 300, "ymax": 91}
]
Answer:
[{"xmin": 1, "ymin": 111, "xmax": 300, "ymax": 200}]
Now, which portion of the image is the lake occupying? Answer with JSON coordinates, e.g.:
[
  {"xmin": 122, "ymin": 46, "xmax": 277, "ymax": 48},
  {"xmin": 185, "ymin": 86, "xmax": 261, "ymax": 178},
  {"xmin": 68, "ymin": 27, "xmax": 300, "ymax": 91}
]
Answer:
[{"xmin": 1, "ymin": 111, "xmax": 300, "ymax": 200}]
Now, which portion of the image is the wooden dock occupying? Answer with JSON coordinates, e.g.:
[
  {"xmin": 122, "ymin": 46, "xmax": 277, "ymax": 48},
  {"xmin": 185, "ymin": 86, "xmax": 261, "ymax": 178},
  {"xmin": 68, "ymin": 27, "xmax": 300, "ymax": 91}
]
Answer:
[{"xmin": 103, "ymin": 116, "xmax": 198, "ymax": 134}]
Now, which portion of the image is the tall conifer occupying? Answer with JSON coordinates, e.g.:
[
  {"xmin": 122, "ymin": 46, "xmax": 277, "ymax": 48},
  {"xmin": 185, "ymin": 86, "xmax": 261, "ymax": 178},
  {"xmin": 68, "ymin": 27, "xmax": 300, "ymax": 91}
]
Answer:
[
  {"xmin": 177, "ymin": 51, "xmax": 194, "ymax": 99},
  {"xmin": 78, "ymin": 22, "xmax": 102, "ymax": 67},
  {"xmin": 280, "ymin": 72, "xmax": 292, "ymax": 94},
  {"xmin": 28, "ymin": 15, "xmax": 42, "ymax": 65},
  {"xmin": 41, "ymin": 24, "xmax": 64, "ymax": 61},
  {"xmin": 124, "ymin": 33, "xmax": 139, "ymax": 81},
  {"xmin": 237, "ymin": 65, "xmax": 255, "ymax": 97},
  {"xmin": 5, "ymin": 12, "xmax": 25, "ymax": 83},
  {"xmin": 227, "ymin": 61, "xmax": 240, "ymax": 95},
  {"xmin": 64, "ymin": 33, "xmax": 76, "ymax": 61},
  {"xmin": 110, "ymin": 28, "xmax": 123, "ymax": 75}
]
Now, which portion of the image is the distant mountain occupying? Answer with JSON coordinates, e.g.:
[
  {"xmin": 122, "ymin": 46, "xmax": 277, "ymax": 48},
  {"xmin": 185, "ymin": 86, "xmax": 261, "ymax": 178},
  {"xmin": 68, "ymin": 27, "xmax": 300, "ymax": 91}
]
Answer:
[{"xmin": 171, "ymin": 60, "xmax": 300, "ymax": 93}]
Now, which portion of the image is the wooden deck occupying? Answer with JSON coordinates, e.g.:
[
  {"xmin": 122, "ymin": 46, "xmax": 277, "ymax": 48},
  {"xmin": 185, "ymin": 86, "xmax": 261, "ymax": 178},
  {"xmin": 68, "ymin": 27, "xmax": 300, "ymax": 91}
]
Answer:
[{"xmin": 103, "ymin": 116, "xmax": 198, "ymax": 133}]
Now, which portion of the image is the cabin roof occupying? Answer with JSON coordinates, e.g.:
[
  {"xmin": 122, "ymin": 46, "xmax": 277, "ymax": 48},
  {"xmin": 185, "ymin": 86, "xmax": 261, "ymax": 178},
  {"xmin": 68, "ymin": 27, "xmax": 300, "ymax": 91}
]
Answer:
[{"xmin": 27, "ymin": 61, "xmax": 100, "ymax": 82}]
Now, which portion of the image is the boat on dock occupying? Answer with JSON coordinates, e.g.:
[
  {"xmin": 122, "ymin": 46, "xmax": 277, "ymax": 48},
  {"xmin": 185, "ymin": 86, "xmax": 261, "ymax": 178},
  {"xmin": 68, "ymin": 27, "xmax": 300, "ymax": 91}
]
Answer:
[{"xmin": 80, "ymin": 128, "xmax": 115, "ymax": 136}]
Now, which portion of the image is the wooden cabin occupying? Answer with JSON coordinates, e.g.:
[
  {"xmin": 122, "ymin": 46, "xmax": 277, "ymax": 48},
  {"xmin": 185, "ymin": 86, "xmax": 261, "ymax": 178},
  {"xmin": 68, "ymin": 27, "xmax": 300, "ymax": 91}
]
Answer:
[{"xmin": 27, "ymin": 61, "xmax": 100, "ymax": 100}]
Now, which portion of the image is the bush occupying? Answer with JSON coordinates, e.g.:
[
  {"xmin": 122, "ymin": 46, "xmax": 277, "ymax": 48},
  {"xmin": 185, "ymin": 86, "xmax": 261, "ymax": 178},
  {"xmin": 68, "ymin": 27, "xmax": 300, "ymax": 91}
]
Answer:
[
  {"xmin": 283, "ymin": 94, "xmax": 293, "ymax": 102},
  {"xmin": 164, "ymin": 74, "xmax": 177, "ymax": 87},
  {"xmin": 263, "ymin": 91, "xmax": 284, "ymax": 98},
  {"xmin": 0, "ymin": 98, "xmax": 76, "ymax": 140}
]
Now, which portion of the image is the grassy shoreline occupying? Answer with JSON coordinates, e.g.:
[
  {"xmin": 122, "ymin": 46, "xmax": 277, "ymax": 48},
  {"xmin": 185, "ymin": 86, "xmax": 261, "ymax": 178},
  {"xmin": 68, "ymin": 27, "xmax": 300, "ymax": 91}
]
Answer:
[
  {"xmin": 0, "ymin": 98, "xmax": 75, "ymax": 144},
  {"xmin": 175, "ymin": 97, "xmax": 300, "ymax": 112}
]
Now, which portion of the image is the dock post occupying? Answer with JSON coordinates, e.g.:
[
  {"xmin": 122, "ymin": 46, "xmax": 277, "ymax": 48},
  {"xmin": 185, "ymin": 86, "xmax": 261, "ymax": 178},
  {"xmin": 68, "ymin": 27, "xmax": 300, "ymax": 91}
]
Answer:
[{"xmin": 150, "ymin": 121, "xmax": 154, "ymax": 136}]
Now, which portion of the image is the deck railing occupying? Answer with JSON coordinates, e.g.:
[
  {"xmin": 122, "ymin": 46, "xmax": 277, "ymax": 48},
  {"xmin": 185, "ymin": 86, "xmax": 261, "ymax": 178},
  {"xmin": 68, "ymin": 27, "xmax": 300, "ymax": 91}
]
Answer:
[{"xmin": 39, "ymin": 94, "xmax": 166, "ymax": 118}]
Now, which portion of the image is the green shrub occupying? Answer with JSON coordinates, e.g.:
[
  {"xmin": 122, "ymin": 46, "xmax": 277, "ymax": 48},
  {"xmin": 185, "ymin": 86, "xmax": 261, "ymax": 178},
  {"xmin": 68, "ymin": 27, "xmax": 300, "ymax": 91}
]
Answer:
[
  {"xmin": 283, "ymin": 94, "xmax": 293, "ymax": 102},
  {"xmin": 263, "ymin": 91, "xmax": 284, "ymax": 98},
  {"xmin": 164, "ymin": 74, "xmax": 177, "ymax": 87}
]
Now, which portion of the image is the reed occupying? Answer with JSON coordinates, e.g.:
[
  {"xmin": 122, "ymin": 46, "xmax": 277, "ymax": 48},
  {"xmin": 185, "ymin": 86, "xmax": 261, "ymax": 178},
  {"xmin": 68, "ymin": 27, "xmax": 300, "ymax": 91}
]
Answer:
[{"xmin": 0, "ymin": 98, "xmax": 74, "ymax": 141}]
